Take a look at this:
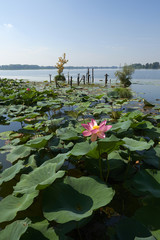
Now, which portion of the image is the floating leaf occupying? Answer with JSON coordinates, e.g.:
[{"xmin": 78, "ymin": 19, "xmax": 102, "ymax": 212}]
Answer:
[
  {"xmin": 134, "ymin": 203, "xmax": 160, "ymax": 231},
  {"xmin": 42, "ymin": 152, "xmax": 69, "ymax": 171},
  {"xmin": 30, "ymin": 220, "xmax": 60, "ymax": 240},
  {"xmin": 115, "ymin": 218, "xmax": 153, "ymax": 240},
  {"xmin": 126, "ymin": 170, "xmax": 160, "ymax": 198},
  {"xmin": 6, "ymin": 145, "xmax": 33, "ymax": 163},
  {"xmin": 0, "ymin": 218, "xmax": 31, "ymax": 240},
  {"xmin": 25, "ymin": 134, "xmax": 53, "ymax": 149},
  {"xmin": 43, "ymin": 176, "xmax": 114, "ymax": 223},
  {"xmin": 0, "ymin": 160, "xmax": 24, "ymax": 185},
  {"xmin": 0, "ymin": 192, "xmax": 38, "ymax": 223},
  {"xmin": 123, "ymin": 138, "xmax": 153, "ymax": 151},
  {"xmin": 71, "ymin": 141, "xmax": 91, "ymax": 156},
  {"xmin": 14, "ymin": 163, "xmax": 65, "ymax": 194},
  {"xmin": 56, "ymin": 128, "xmax": 79, "ymax": 141}
]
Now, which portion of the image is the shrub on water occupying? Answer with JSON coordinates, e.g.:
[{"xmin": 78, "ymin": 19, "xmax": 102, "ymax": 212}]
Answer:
[
  {"xmin": 114, "ymin": 87, "xmax": 133, "ymax": 99},
  {"xmin": 54, "ymin": 74, "xmax": 66, "ymax": 82},
  {"xmin": 115, "ymin": 65, "xmax": 134, "ymax": 87}
]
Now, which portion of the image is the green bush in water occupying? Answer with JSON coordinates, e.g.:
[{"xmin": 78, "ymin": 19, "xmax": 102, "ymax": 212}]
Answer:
[
  {"xmin": 54, "ymin": 74, "xmax": 66, "ymax": 81},
  {"xmin": 114, "ymin": 87, "xmax": 133, "ymax": 99}
]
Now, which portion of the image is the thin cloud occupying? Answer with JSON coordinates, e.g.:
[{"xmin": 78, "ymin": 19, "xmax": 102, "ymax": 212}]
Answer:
[{"xmin": 3, "ymin": 23, "xmax": 13, "ymax": 28}]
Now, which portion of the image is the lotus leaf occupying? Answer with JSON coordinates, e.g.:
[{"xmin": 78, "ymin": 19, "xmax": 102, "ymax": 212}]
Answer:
[
  {"xmin": 123, "ymin": 137, "xmax": 153, "ymax": 151},
  {"xmin": 0, "ymin": 192, "xmax": 38, "ymax": 223},
  {"xmin": 0, "ymin": 218, "xmax": 31, "ymax": 240},
  {"xmin": 115, "ymin": 218, "xmax": 153, "ymax": 240},
  {"xmin": 126, "ymin": 170, "xmax": 160, "ymax": 198},
  {"xmin": 56, "ymin": 128, "xmax": 79, "ymax": 141},
  {"xmin": 25, "ymin": 134, "xmax": 53, "ymax": 149},
  {"xmin": 14, "ymin": 163, "xmax": 65, "ymax": 194},
  {"xmin": 71, "ymin": 141, "xmax": 91, "ymax": 156},
  {"xmin": 0, "ymin": 160, "xmax": 24, "ymax": 185},
  {"xmin": 43, "ymin": 176, "xmax": 114, "ymax": 223},
  {"xmin": 6, "ymin": 145, "xmax": 33, "ymax": 163}
]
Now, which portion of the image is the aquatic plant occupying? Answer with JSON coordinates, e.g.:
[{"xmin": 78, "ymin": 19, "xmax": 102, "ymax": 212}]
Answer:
[
  {"xmin": 0, "ymin": 78, "xmax": 159, "ymax": 239},
  {"xmin": 115, "ymin": 65, "xmax": 134, "ymax": 87}
]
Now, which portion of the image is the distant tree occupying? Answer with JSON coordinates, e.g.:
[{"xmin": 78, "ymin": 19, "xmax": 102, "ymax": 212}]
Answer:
[
  {"xmin": 115, "ymin": 65, "xmax": 134, "ymax": 87},
  {"xmin": 152, "ymin": 62, "xmax": 160, "ymax": 69},
  {"xmin": 55, "ymin": 53, "xmax": 68, "ymax": 75}
]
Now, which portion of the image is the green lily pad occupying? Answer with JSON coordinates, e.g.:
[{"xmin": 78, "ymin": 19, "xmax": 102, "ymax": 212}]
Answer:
[
  {"xmin": 42, "ymin": 152, "xmax": 70, "ymax": 171},
  {"xmin": 0, "ymin": 160, "xmax": 24, "ymax": 185},
  {"xmin": 115, "ymin": 218, "xmax": 153, "ymax": 240},
  {"xmin": 25, "ymin": 134, "xmax": 53, "ymax": 149},
  {"xmin": 0, "ymin": 192, "xmax": 38, "ymax": 223},
  {"xmin": 6, "ymin": 145, "xmax": 33, "ymax": 163},
  {"xmin": 56, "ymin": 128, "xmax": 79, "ymax": 141},
  {"xmin": 0, "ymin": 218, "xmax": 31, "ymax": 240},
  {"xmin": 14, "ymin": 163, "xmax": 65, "ymax": 194},
  {"xmin": 71, "ymin": 141, "xmax": 91, "ymax": 156},
  {"xmin": 123, "ymin": 138, "xmax": 153, "ymax": 151},
  {"xmin": 30, "ymin": 220, "xmax": 60, "ymax": 240},
  {"xmin": 43, "ymin": 176, "xmax": 114, "ymax": 223},
  {"xmin": 134, "ymin": 203, "xmax": 160, "ymax": 231},
  {"xmin": 98, "ymin": 135, "xmax": 124, "ymax": 155},
  {"xmin": 126, "ymin": 170, "xmax": 160, "ymax": 198}
]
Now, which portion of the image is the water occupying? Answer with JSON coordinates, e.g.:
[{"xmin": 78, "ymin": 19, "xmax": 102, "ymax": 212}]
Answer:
[{"xmin": 0, "ymin": 69, "xmax": 160, "ymax": 103}]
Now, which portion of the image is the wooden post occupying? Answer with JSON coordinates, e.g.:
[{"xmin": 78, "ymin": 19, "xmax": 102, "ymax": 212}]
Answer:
[
  {"xmin": 68, "ymin": 72, "xmax": 70, "ymax": 84},
  {"xmin": 49, "ymin": 74, "xmax": 52, "ymax": 83},
  {"xmin": 105, "ymin": 73, "xmax": 109, "ymax": 86},
  {"xmin": 92, "ymin": 68, "xmax": 94, "ymax": 83},
  {"xmin": 70, "ymin": 76, "xmax": 72, "ymax": 87},
  {"xmin": 77, "ymin": 74, "xmax": 80, "ymax": 86},
  {"xmin": 87, "ymin": 68, "xmax": 90, "ymax": 84},
  {"xmin": 82, "ymin": 75, "xmax": 85, "ymax": 85}
]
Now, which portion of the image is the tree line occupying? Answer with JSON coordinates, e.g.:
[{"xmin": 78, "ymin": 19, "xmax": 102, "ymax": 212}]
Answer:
[{"xmin": 130, "ymin": 62, "xmax": 160, "ymax": 69}]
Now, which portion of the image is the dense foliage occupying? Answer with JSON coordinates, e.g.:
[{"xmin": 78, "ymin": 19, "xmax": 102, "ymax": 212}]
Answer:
[
  {"xmin": 0, "ymin": 78, "xmax": 160, "ymax": 240},
  {"xmin": 130, "ymin": 62, "xmax": 160, "ymax": 69},
  {"xmin": 115, "ymin": 65, "xmax": 135, "ymax": 87}
]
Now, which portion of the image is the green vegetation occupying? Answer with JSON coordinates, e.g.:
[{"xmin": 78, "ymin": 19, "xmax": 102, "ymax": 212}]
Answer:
[
  {"xmin": 115, "ymin": 65, "xmax": 135, "ymax": 87},
  {"xmin": 114, "ymin": 87, "xmax": 133, "ymax": 99},
  {"xmin": 0, "ymin": 78, "xmax": 160, "ymax": 239},
  {"xmin": 130, "ymin": 62, "xmax": 160, "ymax": 69},
  {"xmin": 54, "ymin": 74, "xmax": 66, "ymax": 82}
]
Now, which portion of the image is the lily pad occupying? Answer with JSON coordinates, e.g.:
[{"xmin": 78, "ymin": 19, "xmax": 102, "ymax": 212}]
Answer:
[
  {"xmin": 123, "ymin": 138, "xmax": 153, "ymax": 151},
  {"xmin": 25, "ymin": 134, "xmax": 53, "ymax": 149},
  {"xmin": 14, "ymin": 163, "xmax": 65, "ymax": 194},
  {"xmin": 0, "ymin": 160, "xmax": 24, "ymax": 185},
  {"xmin": 0, "ymin": 192, "xmax": 38, "ymax": 223},
  {"xmin": 0, "ymin": 218, "xmax": 31, "ymax": 240},
  {"xmin": 43, "ymin": 176, "xmax": 114, "ymax": 223},
  {"xmin": 6, "ymin": 145, "xmax": 33, "ymax": 163}
]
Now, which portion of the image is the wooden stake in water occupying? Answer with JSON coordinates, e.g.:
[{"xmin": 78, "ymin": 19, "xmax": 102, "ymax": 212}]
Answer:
[
  {"xmin": 70, "ymin": 76, "xmax": 72, "ymax": 87},
  {"xmin": 92, "ymin": 68, "xmax": 94, "ymax": 83},
  {"xmin": 105, "ymin": 73, "xmax": 109, "ymax": 86},
  {"xmin": 49, "ymin": 74, "xmax": 52, "ymax": 83},
  {"xmin": 77, "ymin": 74, "xmax": 80, "ymax": 86}
]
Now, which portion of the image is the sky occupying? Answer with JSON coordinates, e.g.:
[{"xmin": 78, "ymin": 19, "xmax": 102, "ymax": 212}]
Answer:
[{"xmin": 0, "ymin": 0, "xmax": 160, "ymax": 66}]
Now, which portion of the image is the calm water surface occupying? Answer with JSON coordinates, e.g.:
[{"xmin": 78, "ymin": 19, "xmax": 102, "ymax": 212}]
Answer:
[{"xmin": 0, "ymin": 69, "xmax": 160, "ymax": 103}]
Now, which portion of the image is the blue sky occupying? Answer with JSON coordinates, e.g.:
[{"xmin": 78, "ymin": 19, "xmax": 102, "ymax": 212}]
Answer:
[{"xmin": 0, "ymin": 0, "xmax": 160, "ymax": 66}]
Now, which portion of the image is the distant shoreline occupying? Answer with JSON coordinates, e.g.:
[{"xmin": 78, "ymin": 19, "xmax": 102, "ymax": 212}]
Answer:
[
  {"xmin": 0, "ymin": 62, "xmax": 160, "ymax": 70},
  {"xmin": 0, "ymin": 65, "xmax": 118, "ymax": 70}
]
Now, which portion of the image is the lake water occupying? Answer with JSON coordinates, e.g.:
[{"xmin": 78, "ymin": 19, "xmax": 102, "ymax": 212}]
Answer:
[{"xmin": 0, "ymin": 68, "xmax": 160, "ymax": 103}]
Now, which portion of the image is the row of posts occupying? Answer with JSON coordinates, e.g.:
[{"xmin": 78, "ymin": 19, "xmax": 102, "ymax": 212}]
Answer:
[{"xmin": 49, "ymin": 68, "xmax": 110, "ymax": 87}]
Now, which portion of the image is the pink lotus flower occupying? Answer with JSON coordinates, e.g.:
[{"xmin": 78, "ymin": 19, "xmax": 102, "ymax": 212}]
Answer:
[
  {"xmin": 26, "ymin": 88, "xmax": 30, "ymax": 91},
  {"xmin": 81, "ymin": 119, "xmax": 112, "ymax": 142}
]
